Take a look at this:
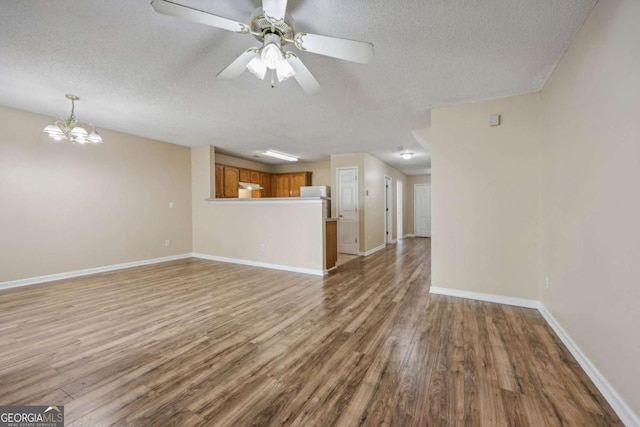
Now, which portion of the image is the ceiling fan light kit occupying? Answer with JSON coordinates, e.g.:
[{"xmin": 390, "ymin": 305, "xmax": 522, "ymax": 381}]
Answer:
[
  {"xmin": 150, "ymin": 0, "xmax": 373, "ymax": 94},
  {"xmin": 43, "ymin": 94, "xmax": 103, "ymax": 144},
  {"xmin": 246, "ymin": 33, "xmax": 296, "ymax": 84}
]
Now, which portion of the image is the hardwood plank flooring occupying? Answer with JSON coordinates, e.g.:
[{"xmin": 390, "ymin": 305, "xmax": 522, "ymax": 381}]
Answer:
[{"xmin": 0, "ymin": 238, "xmax": 621, "ymax": 426}]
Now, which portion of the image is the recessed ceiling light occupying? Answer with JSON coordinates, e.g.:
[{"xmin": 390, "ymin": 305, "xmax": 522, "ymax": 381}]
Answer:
[
  {"xmin": 401, "ymin": 152, "xmax": 414, "ymax": 160},
  {"xmin": 262, "ymin": 149, "xmax": 299, "ymax": 162}
]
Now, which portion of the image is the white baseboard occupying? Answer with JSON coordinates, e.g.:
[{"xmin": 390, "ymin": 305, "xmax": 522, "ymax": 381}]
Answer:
[
  {"xmin": 359, "ymin": 244, "xmax": 386, "ymax": 257},
  {"xmin": 0, "ymin": 254, "xmax": 193, "ymax": 291},
  {"xmin": 388, "ymin": 238, "xmax": 397, "ymax": 244},
  {"xmin": 404, "ymin": 234, "xmax": 415, "ymax": 238},
  {"xmin": 192, "ymin": 253, "xmax": 325, "ymax": 276},
  {"xmin": 429, "ymin": 285, "xmax": 639, "ymax": 426},
  {"xmin": 429, "ymin": 286, "xmax": 540, "ymax": 309},
  {"xmin": 538, "ymin": 305, "xmax": 640, "ymax": 427}
]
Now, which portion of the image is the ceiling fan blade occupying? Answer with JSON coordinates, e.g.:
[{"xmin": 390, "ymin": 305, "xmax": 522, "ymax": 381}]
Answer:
[
  {"xmin": 294, "ymin": 33, "xmax": 374, "ymax": 64},
  {"xmin": 151, "ymin": 0, "xmax": 249, "ymax": 33},
  {"xmin": 217, "ymin": 49, "xmax": 259, "ymax": 80},
  {"xmin": 262, "ymin": 0, "xmax": 288, "ymax": 21},
  {"xmin": 286, "ymin": 53, "xmax": 321, "ymax": 95}
]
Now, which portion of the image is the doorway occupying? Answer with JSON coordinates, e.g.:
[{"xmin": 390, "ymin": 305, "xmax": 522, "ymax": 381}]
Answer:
[
  {"xmin": 397, "ymin": 181, "xmax": 403, "ymax": 239},
  {"xmin": 414, "ymin": 184, "xmax": 431, "ymax": 237},
  {"xmin": 384, "ymin": 176, "xmax": 393, "ymax": 244},
  {"xmin": 337, "ymin": 167, "xmax": 359, "ymax": 254}
]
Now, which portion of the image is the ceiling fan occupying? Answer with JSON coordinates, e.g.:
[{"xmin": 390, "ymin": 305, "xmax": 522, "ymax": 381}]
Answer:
[{"xmin": 150, "ymin": 0, "xmax": 374, "ymax": 94}]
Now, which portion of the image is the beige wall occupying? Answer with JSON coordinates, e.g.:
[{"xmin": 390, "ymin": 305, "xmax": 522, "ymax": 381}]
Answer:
[
  {"xmin": 214, "ymin": 153, "xmax": 272, "ymax": 173},
  {"xmin": 192, "ymin": 200, "xmax": 326, "ymax": 272},
  {"xmin": 430, "ymin": 94, "xmax": 542, "ymax": 300},
  {"xmin": 539, "ymin": 0, "xmax": 640, "ymax": 416},
  {"xmin": 429, "ymin": 0, "xmax": 640, "ymax": 418},
  {"xmin": 363, "ymin": 153, "xmax": 407, "ymax": 250},
  {"xmin": 330, "ymin": 153, "xmax": 407, "ymax": 254},
  {"xmin": 192, "ymin": 145, "xmax": 213, "ymax": 252},
  {"xmin": 364, "ymin": 154, "xmax": 386, "ymax": 251},
  {"xmin": 406, "ymin": 175, "xmax": 431, "ymax": 236},
  {"xmin": 0, "ymin": 105, "xmax": 192, "ymax": 284},
  {"xmin": 193, "ymin": 147, "xmax": 325, "ymax": 271}
]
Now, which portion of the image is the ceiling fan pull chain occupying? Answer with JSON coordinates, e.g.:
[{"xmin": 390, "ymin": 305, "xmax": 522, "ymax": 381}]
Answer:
[{"xmin": 271, "ymin": 69, "xmax": 275, "ymax": 88}]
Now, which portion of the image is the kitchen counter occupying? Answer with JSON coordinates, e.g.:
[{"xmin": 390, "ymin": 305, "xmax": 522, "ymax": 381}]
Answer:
[
  {"xmin": 206, "ymin": 197, "xmax": 330, "ymax": 203},
  {"xmin": 198, "ymin": 196, "xmax": 335, "ymax": 275}
]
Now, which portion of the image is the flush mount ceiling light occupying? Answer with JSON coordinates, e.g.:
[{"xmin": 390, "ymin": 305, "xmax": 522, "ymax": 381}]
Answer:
[
  {"xmin": 43, "ymin": 94, "xmax": 103, "ymax": 144},
  {"xmin": 262, "ymin": 149, "xmax": 298, "ymax": 162}
]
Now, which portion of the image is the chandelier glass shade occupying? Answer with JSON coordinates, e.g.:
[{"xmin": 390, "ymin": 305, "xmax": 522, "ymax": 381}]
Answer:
[
  {"xmin": 247, "ymin": 33, "xmax": 296, "ymax": 83},
  {"xmin": 43, "ymin": 94, "xmax": 103, "ymax": 144}
]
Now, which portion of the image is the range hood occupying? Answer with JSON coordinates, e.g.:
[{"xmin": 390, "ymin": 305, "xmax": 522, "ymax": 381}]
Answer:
[{"xmin": 238, "ymin": 182, "xmax": 263, "ymax": 190}]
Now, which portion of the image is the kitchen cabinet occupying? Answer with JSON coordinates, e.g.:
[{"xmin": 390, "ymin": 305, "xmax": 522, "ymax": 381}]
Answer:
[
  {"xmin": 239, "ymin": 169, "xmax": 251, "ymax": 183},
  {"xmin": 325, "ymin": 219, "xmax": 338, "ymax": 269},
  {"xmin": 214, "ymin": 163, "xmax": 311, "ymax": 198},
  {"xmin": 276, "ymin": 174, "xmax": 291, "ymax": 197},
  {"xmin": 260, "ymin": 173, "xmax": 272, "ymax": 197},
  {"xmin": 223, "ymin": 166, "xmax": 239, "ymax": 198},
  {"xmin": 214, "ymin": 164, "xmax": 223, "ymax": 198},
  {"xmin": 291, "ymin": 172, "xmax": 312, "ymax": 197},
  {"xmin": 216, "ymin": 164, "xmax": 268, "ymax": 198},
  {"xmin": 275, "ymin": 172, "xmax": 312, "ymax": 197}
]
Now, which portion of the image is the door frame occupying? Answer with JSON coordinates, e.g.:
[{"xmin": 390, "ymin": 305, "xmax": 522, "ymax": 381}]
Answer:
[
  {"xmin": 384, "ymin": 175, "xmax": 393, "ymax": 244},
  {"xmin": 397, "ymin": 180, "xmax": 403, "ymax": 239},
  {"xmin": 414, "ymin": 183, "xmax": 431, "ymax": 237},
  {"xmin": 336, "ymin": 166, "xmax": 359, "ymax": 254}
]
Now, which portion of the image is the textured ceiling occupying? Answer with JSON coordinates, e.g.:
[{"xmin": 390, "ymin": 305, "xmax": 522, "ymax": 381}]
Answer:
[{"xmin": 0, "ymin": 0, "xmax": 596, "ymax": 175}]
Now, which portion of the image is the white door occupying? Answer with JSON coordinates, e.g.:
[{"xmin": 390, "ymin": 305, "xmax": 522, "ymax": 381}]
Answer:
[
  {"xmin": 397, "ymin": 181, "xmax": 403, "ymax": 239},
  {"xmin": 337, "ymin": 167, "xmax": 359, "ymax": 254},
  {"xmin": 414, "ymin": 184, "xmax": 431, "ymax": 237},
  {"xmin": 385, "ymin": 176, "xmax": 393, "ymax": 244}
]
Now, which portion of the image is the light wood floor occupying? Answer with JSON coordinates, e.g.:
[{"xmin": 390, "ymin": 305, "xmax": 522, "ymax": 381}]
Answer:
[{"xmin": 0, "ymin": 238, "xmax": 620, "ymax": 426}]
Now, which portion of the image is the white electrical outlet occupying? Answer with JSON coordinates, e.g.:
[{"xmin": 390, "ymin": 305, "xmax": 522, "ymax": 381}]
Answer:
[
  {"xmin": 260, "ymin": 243, "xmax": 266, "ymax": 252},
  {"xmin": 165, "ymin": 240, "xmax": 171, "ymax": 247},
  {"xmin": 169, "ymin": 201, "xmax": 175, "ymax": 209}
]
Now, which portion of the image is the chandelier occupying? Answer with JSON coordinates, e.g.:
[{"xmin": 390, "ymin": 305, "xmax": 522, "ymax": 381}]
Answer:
[{"xmin": 43, "ymin": 94, "xmax": 103, "ymax": 144}]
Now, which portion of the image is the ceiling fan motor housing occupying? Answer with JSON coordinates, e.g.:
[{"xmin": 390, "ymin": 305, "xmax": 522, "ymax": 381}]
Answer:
[{"xmin": 250, "ymin": 8, "xmax": 295, "ymax": 43}]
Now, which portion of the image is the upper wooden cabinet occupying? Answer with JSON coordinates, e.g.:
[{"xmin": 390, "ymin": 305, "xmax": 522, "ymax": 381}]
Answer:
[
  {"xmin": 223, "ymin": 166, "xmax": 239, "ymax": 198},
  {"xmin": 239, "ymin": 169, "xmax": 251, "ymax": 183},
  {"xmin": 214, "ymin": 164, "xmax": 223, "ymax": 198},
  {"xmin": 260, "ymin": 173, "xmax": 272, "ymax": 197},
  {"xmin": 239, "ymin": 168, "xmax": 261, "ymax": 184},
  {"xmin": 291, "ymin": 172, "xmax": 312, "ymax": 197},
  {"xmin": 275, "ymin": 172, "xmax": 312, "ymax": 197},
  {"xmin": 214, "ymin": 163, "xmax": 311, "ymax": 198},
  {"xmin": 276, "ymin": 174, "xmax": 291, "ymax": 197}
]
